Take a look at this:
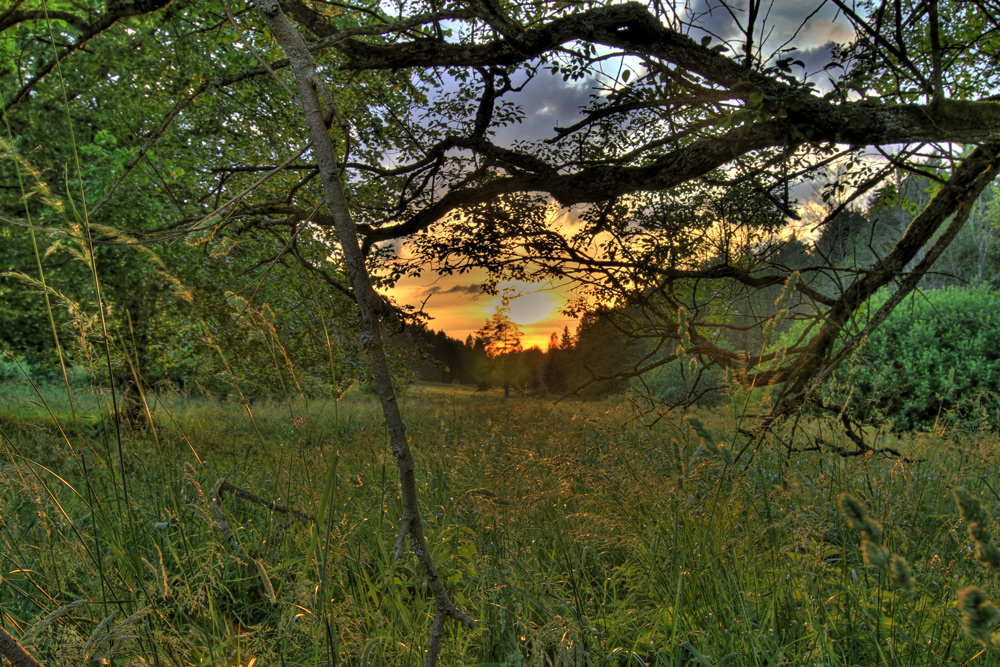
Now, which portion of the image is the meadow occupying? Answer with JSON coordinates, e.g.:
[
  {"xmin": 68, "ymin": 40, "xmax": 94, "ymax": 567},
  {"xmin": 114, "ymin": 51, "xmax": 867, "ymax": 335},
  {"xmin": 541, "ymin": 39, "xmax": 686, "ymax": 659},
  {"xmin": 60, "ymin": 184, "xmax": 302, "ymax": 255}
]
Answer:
[{"xmin": 1, "ymin": 380, "xmax": 998, "ymax": 667}]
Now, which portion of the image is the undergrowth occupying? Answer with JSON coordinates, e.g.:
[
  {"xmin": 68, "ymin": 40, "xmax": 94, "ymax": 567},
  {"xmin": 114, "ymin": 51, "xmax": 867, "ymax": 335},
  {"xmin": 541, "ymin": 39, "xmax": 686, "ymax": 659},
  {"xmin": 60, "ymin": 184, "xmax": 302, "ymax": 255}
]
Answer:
[{"xmin": 1, "ymin": 383, "xmax": 998, "ymax": 666}]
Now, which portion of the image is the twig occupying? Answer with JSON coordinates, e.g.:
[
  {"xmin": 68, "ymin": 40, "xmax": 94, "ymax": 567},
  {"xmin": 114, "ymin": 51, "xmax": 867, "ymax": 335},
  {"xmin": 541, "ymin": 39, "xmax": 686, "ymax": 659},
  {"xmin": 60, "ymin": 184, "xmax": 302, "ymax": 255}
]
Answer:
[{"xmin": 212, "ymin": 478, "xmax": 313, "ymax": 524}]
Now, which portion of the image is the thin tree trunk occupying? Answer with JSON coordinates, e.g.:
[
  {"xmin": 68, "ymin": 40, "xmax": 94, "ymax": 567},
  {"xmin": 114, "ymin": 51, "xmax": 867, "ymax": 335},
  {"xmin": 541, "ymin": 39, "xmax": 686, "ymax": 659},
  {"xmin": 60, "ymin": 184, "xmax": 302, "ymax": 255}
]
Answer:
[
  {"xmin": 249, "ymin": 3, "xmax": 476, "ymax": 666},
  {"xmin": 0, "ymin": 627, "xmax": 44, "ymax": 667}
]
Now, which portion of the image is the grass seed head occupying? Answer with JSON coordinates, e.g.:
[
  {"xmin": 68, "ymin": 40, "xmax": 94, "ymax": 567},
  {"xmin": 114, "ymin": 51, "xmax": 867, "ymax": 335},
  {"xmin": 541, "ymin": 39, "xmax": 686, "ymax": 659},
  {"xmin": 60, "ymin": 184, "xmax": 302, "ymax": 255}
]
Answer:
[
  {"xmin": 958, "ymin": 586, "xmax": 1000, "ymax": 646},
  {"xmin": 839, "ymin": 493, "xmax": 883, "ymax": 546},
  {"xmin": 890, "ymin": 554, "xmax": 914, "ymax": 590},
  {"xmin": 838, "ymin": 492, "xmax": 865, "ymax": 524},
  {"xmin": 975, "ymin": 541, "xmax": 1000, "ymax": 573},
  {"xmin": 677, "ymin": 307, "xmax": 692, "ymax": 350},
  {"xmin": 862, "ymin": 540, "xmax": 890, "ymax": 569},
  {"xmin": 954, "ymin": 488, "xmax": 1000, "ymax": 575},
  {"xmin": 969, "ymin": 522, "xmax": 991, "ymax": 543},
  {"xmin": 955, "ymin": 488, "xmax": 990, "ymax": 526}
]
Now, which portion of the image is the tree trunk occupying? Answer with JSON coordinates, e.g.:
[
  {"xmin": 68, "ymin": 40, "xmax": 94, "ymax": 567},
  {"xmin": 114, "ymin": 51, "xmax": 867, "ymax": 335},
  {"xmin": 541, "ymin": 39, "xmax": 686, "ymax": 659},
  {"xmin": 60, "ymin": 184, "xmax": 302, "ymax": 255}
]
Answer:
[
  {"xmin": 249, "ymin": 3, "xmax": 476, "ymax": 666},
  {"xmin": 0, "ymin": 627, "xmax": 44, "ymax": 667}
]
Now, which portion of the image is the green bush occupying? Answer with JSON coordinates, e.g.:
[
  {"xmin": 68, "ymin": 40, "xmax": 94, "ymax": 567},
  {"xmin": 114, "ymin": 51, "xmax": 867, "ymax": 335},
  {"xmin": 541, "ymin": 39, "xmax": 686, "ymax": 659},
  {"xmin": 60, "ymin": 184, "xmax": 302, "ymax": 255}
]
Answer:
[
  {"xmin": 829, "ymin": 285, "xmax": 1000, "ymax": 430},
  {"xmin": 0, "ymin": 353, "xmax": 30, "ymax": 383},
  {"xmin": 635, "ymin": 355, "xmax": 722, "ymax": 407}
]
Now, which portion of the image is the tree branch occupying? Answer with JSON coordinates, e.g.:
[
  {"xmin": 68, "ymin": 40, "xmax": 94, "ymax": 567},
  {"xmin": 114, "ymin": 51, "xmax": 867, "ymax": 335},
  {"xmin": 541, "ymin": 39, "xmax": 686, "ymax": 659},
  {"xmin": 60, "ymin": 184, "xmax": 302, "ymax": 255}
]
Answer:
[
  {"xmin": 362, "ymin": 99, "xmax": 1000, "ymax": 248},
  {"xmin": 0, "ymin": 626, "xmax": 44, "ymax": 667},
  {"xmin": 249, "ymin": 4, "xmax": 476, "ymax": 665},
  {"xmin": 2, "ymin": 0, "xmax": 176, "ymax": 115}
]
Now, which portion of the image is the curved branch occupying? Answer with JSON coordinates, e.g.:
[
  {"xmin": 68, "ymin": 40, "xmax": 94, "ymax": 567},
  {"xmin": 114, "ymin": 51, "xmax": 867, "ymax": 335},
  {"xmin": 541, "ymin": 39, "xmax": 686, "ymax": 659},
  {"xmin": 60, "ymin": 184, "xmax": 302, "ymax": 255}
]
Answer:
[
  {"xmin": 0, "ymin": 9, "xmax": 88, "ymax": 32},
  {"xmin": 362, "ymin": 99, "xmax": 1000, "ymax": 249}
]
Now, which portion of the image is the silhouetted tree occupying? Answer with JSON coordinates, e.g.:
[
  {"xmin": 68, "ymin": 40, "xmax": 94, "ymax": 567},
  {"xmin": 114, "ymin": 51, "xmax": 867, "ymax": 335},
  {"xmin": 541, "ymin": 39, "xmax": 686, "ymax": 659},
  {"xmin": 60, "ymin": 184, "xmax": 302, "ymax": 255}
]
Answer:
[{"xmin": 475, "ymin": 306, "xmax": 524, "ymax": 397}]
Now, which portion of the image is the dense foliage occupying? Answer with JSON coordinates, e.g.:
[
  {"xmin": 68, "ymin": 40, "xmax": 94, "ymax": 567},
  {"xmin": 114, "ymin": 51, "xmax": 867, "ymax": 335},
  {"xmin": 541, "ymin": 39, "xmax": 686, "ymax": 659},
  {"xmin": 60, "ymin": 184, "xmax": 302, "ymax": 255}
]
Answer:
[
  {"xmin": 6, "ymin": 0, "xmax": 1000, "ymax": 418},
  {"xmin": 841, "ymin": 286, "xmax": 1000, "ymax": 431}
]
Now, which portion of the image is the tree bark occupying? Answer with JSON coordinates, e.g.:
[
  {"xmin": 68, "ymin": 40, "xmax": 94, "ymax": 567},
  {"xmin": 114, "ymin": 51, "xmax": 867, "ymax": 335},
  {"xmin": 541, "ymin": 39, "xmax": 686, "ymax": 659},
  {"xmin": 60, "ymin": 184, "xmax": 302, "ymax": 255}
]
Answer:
[
  {"xmin": 248, "ymin": 3, "xmax": 476, "ymax": 666},
  {"xmin": 0, "ymin": 627, "xmax": 44, "ymax": 667}
]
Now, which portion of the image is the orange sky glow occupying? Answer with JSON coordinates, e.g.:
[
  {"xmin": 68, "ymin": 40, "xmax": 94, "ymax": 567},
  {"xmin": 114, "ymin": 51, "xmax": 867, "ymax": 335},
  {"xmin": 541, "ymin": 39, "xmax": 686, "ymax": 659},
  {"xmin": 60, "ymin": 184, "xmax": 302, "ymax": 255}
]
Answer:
[
  {"xmin": 391, "ymin": 272, "xmax": 580, "ymax": 350},
  {"xmin": 385, "ymin": 206, "xmax": 587, "ymax": 350}
]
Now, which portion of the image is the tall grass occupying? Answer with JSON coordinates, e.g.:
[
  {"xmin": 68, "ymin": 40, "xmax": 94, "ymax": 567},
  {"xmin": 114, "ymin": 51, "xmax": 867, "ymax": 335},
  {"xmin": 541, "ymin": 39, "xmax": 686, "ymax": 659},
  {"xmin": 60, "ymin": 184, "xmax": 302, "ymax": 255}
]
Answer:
[
  {"xmin": 2, "ymin": 65, "xmax": 995, "ymax": 664},
  {"xmin": 2, "ymin": 381, "xmax": 998, "ymax": 666}
]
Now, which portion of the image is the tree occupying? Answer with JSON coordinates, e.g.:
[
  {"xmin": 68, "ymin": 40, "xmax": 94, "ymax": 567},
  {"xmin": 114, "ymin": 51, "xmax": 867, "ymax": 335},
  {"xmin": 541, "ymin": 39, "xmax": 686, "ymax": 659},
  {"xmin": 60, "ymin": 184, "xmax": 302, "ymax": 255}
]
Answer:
[
  {"xmin": 6, "ymin": 0, "xmax": 1000, "ymax": 417},
  {"xmin": 566, "ymin": 308, "xmax": 646, "ymax": 398},
  {"xmin": 7, "ymin": 0, "xmax": 1000, "ymax": 662},
  {"xmin": 542, "ymin": 330, "xmax": 570, "ymax": 395},
  {"xmin": 475, "ymin": 305, "xmax": 524, "ymax": 397}
]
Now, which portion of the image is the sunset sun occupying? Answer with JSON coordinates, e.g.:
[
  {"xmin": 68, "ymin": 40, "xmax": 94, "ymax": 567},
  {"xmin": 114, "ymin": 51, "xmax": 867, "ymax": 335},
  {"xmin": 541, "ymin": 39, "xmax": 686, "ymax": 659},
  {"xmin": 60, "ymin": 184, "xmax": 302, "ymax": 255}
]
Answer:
[{"xmin": 503, "ymin": 291, "xmax": 556, "ymax": 325}]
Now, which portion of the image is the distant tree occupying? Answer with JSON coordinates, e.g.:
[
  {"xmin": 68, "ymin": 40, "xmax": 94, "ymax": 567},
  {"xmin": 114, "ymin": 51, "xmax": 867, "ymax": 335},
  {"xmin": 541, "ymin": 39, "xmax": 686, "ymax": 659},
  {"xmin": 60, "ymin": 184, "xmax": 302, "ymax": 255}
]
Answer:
[
  {"xmin": 476, "ymin": 306, "xmax": 523, "ymax": 357},
  {"xmin": 567, "ymin": 309, "xmax": 645, "ymax": 399},
  {"xmin": 475, "ymin": 306, "xmax": 524, "ymax": 397},
  {"xmin": 926, "ymin": 185, "xmax": 1000, "ymax": 288},
  {"xmin": 519, "ymin": 346, "xmax": 547, "ymax": 394},
  {"xmin": 815, "ymin": 170, "xmax": 1000, "ymax": 290},
  {"xmin": 543, "ymin": 329, "xmax": 572, "ymax": 395},
  {"xmin": 559, "ymin": 327, "xmax": 575, "ymax": 350},
  {"xmin": 814, "ymin": 208, "xmax": 872, "ymax": 269},
  {"xmin": 547, "ymin": 332, "xmax": 560, "ymax": 353}
]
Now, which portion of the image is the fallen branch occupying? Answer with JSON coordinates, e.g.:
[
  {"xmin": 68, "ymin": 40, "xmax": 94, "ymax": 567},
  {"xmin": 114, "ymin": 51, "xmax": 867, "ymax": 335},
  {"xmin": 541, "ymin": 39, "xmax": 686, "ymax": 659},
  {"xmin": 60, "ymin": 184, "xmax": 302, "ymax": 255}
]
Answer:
[{"xmin": 212, "ymin": 478, "xmax": 313, "ymax": 524}]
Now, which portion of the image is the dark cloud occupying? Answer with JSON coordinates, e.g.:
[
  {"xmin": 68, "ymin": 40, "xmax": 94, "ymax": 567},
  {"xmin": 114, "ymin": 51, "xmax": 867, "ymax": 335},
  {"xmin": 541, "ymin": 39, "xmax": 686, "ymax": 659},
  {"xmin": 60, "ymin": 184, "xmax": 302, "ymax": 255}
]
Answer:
[
  {"xmin": 420, "ymin": 283, "xmax": 483, "ymax": 299},
  {"xmin": 440, "ymin": 283, "xmax": 484, "ymax": 296},
  {"xmin": 489, "ymin": 4, "xmax": 853, "ymax": 148},
  {"xmin": 686, "ymin": 0, "xmax": 853, "ymax": 68},
  {"xmin": 796, "ymin": 42, "xmax": 845, "ymax": 82},
  {"xmin": 492, "ymin": 69, "xmax": 599, "ymax": 147}
]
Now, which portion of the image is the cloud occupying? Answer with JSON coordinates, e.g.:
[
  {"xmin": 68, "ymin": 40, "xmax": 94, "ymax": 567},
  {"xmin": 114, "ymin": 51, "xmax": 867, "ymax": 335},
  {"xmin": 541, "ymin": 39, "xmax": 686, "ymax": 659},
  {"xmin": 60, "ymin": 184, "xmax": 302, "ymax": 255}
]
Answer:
[
  {"xmin": 419, "ymin": 282, "xmax": 483, "ymax": 300},
  {"xmin": 438, "ymin": 283, "xmax": 485, "ymax": 296},
  {"xmin": 492, "ymin": 69, "xmax": 599, "ymax": 148},
  {"xmin": 685, "ymin": 0, "xmax": 853, "ymax": 68}
]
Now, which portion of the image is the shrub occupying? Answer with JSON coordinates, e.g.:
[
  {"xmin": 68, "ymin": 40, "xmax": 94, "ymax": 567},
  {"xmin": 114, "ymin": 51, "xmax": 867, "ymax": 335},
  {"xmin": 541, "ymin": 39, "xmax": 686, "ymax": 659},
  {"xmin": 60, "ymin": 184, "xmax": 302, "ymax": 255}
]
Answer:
[
  {"xmin": 826, "ymin": 285, "xmax": 1000, "ymax": 430},
  {"xmin": 0, "ymin": 352, "xmax": 30, "ymax": 383}
]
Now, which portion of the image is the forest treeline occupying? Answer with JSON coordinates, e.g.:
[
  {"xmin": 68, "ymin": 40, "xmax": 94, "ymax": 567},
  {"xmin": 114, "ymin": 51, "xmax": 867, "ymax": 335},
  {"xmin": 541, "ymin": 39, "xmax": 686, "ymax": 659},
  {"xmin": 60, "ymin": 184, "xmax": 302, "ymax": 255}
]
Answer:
[{"xmin": 405, "ymin": 316, "xmax": 636, "ymax": 399}]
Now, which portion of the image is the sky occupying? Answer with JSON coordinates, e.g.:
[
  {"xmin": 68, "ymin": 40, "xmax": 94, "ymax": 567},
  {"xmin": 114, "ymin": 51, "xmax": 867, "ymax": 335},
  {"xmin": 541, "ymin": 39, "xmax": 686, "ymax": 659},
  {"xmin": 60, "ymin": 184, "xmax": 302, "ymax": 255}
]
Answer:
[
  {"xmin": 392, "ymin": 273, "xmax": 581, "ymax": 349},
  {"xmin": 387, "ymin": 1, "xmax": 854, "ymax": 349}
]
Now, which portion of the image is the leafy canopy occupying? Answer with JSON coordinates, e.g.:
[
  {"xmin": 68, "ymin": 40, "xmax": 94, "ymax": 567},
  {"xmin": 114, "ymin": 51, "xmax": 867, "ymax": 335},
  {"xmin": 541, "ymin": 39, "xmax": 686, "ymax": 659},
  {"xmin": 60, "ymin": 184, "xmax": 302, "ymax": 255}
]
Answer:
[{"xmin": 3, "ymin": 0, "xmax": 1000, "ymax": 420}]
